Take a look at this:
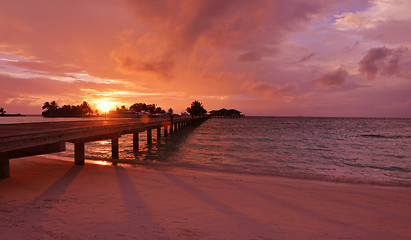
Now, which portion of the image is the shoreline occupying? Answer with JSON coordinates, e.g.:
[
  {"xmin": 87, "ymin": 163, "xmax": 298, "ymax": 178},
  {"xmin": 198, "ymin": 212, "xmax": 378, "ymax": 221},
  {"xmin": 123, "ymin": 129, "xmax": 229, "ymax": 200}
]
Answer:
[
  {"xmin": 1, "ymin": 155, "xmax": 411, "ymax": 239},
  {"xmin": 0, "ymin": 114, "xmax": 24, "ymax": 117},
  {"xmin": 47, "ymin": 153, "xmax": 411, "ymax": 188}
]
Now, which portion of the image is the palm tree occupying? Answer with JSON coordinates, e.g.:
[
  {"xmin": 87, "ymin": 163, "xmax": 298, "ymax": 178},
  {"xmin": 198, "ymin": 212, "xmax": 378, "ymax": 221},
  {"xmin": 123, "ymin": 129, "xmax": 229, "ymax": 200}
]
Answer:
[
  {"xmin": 130, "ymin": 103, "xmax": 147, "ymax": 112},
  {"xmin": 42, "ymin": 101, "xmax": 58, "ymax": 111},
  {"xmin": 186, "ymin": 100, "xmax": 207, "ymax": 116},
  {"xmin": 0, "ymin": 107, "xmax": 5, "ymax": 115},
  {"xmin": 80, "ymin": 101, "xmax": 93, "ymax": 115}
]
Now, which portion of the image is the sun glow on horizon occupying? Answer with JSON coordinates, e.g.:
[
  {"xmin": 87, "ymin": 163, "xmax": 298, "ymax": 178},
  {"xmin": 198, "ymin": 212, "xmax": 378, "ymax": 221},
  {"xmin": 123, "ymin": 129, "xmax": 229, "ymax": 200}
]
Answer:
[{"xmin": 96, "ymin": 100, "xmax": 116, "ymax": 113}]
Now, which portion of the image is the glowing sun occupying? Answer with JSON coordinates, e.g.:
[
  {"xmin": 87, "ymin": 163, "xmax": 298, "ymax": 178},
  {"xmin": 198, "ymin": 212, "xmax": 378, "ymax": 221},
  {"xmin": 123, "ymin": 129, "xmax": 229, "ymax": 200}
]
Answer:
[{"xmin": 97, "ymin": 101, "xmax": 116, "ymax": 113}]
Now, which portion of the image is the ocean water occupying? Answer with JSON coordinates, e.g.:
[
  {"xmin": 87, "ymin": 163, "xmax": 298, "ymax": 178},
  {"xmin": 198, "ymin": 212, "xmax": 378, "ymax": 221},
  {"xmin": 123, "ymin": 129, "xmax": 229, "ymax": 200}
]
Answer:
[{"xmin": 2, "ymin": 116, "xmax": 411, "ymax": 186}]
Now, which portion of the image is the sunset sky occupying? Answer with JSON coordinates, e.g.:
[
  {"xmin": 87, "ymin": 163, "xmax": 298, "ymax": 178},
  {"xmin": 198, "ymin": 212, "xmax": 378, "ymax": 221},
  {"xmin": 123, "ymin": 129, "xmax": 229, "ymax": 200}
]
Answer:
[{"xmin": 1, "ymin": 0, "xmax": 410, "ymax": 117}]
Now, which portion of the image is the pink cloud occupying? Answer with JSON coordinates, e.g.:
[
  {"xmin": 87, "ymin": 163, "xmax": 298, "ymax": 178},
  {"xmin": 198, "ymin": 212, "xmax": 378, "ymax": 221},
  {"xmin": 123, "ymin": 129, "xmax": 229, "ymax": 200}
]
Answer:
[
  {"xmin": 238, "ymin": 52, "xmax": 263, "ymax": 62},
  {"xmin": 359, "ymin": 46, "xmax": 409, "ymax": 80},
  {"xmin": 316, "ymin": 67, "xmax": 348, "ymax": 87}
]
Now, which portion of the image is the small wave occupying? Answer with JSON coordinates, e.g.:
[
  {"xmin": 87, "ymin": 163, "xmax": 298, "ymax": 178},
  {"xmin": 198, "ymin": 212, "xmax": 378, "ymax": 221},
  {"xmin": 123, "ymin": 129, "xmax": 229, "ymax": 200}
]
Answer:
[
  {"xmin": 343, "ymin": 162, "xmax": 410, "ymax": 173},
  {"xmin": 360, "ymin": 134, "xmax": 411, "ymax": 139},
  {"xmin": 49, "ymin": 152, "xmax": 411, "ymax": 187}
]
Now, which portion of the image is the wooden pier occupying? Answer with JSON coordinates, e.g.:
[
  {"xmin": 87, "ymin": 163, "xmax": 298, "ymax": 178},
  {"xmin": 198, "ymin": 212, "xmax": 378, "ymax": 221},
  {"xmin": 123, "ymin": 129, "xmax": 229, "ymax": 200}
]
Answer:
[{"xmin": 0, "ymin": 116, "xmax": 207, "ymax": 178}]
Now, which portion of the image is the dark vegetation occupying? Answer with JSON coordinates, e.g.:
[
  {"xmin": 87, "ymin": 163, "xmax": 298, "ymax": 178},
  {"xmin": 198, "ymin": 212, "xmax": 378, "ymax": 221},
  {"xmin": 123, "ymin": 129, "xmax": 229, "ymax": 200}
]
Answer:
[
  {"xmin": 41, "ymin": 100, "xmax": 207, "ymax": 118},
  {"xmin": 42, "ymin": 101, "xmax": 93, "ymax": 117},
  {"xmin": 0, "ymin": 107, "xmax": 23, "ymax": 116},
  {"xmin": 126, "ymin": 103, "xmax": 166, "ymax": 114},
  {"xmin": 186, "ymin": 100, "xmax": 207, "ymax": 116}
]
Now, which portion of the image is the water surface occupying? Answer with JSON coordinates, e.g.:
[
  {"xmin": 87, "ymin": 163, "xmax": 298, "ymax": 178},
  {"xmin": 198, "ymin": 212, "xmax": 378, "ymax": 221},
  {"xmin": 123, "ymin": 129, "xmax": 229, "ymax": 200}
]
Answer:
[{"xmin": 2, "ymin": 116, "xmax": 410, "ymax": 186}]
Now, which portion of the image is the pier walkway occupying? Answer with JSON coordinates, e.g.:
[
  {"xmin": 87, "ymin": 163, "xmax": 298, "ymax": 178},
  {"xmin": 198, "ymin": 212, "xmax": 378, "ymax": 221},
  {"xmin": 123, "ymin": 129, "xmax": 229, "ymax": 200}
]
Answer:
[{"xmin": 0, "ymin": 116, "xmax": 208, "ymax": 178}]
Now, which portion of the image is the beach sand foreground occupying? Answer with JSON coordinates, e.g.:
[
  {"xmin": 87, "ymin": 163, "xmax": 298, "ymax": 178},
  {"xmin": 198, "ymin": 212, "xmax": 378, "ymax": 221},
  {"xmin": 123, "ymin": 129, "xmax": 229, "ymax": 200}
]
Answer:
[{"xmin": 1, "ymin": 156, "xmax": 410, "ymax": 240}]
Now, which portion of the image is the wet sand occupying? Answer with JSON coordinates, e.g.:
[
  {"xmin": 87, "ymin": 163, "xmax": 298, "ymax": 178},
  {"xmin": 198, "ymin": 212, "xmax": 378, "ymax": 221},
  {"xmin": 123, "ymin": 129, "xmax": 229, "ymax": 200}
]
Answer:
[{"xmin": 1, "ymin": 156, "xmax": 410, "ymax": 239}]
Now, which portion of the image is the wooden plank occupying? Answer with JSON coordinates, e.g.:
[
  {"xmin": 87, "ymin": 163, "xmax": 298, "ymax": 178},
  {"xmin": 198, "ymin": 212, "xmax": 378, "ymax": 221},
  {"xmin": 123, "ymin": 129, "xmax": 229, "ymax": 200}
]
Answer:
[{"xmin": 7, "ymin": 142, "xmax": 65, "ymax": 159}]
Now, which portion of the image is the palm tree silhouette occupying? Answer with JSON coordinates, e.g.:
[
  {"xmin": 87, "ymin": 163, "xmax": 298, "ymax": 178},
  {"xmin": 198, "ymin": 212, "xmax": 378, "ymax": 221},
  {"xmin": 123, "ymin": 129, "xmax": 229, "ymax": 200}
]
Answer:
[
  {"xmin": 42, "ymin": 101, "xmax": 58, "ymax": 111},
  {"xmin": 186, "ymin": 100, "xmax": 207, "ymax": 116}
]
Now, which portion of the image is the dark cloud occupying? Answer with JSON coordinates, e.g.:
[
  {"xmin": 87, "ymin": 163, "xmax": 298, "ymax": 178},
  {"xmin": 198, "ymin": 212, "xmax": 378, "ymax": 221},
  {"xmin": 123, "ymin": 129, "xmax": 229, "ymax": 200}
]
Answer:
[
  {"xmin": 344, "ymin": 40, "xmax": 360, "ymax": 52},
  {"xmin": 121, "ymin": 0, "xmax": 340, "ymax": 77},
  {"xmin": 244, "ymin": 80, "xmax": 297, "ymax": 99},
  {"xmin": 316, "ymin": 66, "xmax": 348, "ymax": 87},
  {"xmin": 238, "ymin": 52, "xmax": 263, "ymax": 62},
  {"xmin": 298, "ymin": 53, "xmax": 315, "ymax": 63},
  {"xmin": 359, "ymin": 46, "xmax": 408, "ymax": 80},
  {"xmin": 121, "ymin": 56, "xmax": 175, "ymax": 78}
]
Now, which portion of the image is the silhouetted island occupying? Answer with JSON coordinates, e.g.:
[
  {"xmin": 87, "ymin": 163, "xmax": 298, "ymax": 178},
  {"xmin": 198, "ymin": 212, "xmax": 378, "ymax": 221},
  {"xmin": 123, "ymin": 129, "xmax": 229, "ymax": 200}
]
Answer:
[
  {"xmin": 209, "ymin": 108, "xmax": 243, "ymax": 118},
  {"xmin": 0, "ymin": 107, "xmax": 23, "ymax": 117},
  {"xmin": 0, "ymin": 113, "xmax": 24, "ymax": 117}
]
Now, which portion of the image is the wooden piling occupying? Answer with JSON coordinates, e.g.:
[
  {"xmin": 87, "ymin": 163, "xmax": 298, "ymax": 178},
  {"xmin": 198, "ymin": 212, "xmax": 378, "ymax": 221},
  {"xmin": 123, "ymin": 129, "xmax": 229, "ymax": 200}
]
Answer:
[
  {"xmin": 157, "ymin": 127, "xmax": 161, "ymax": 140},
  {"xmin": 133, "ymin": 132, "xmax": 139, "ymax": 151},
  {"xmin": 75, "ymin": 142, "xmax": 85, "ymax": 165},
  {"xmin": 0, "ymin": 153, "xmax": 10, "ymax": 178},
  {"xmin": 164, "ymin": 126, "xmax": 168, "ymax": 137},
  {"xmin": 112, "ymin": 137, "xmax": 119, "ymax": 159},
  {"xmin": 147, "ymin": 128, "xmax": 152, "ymax": 145}
]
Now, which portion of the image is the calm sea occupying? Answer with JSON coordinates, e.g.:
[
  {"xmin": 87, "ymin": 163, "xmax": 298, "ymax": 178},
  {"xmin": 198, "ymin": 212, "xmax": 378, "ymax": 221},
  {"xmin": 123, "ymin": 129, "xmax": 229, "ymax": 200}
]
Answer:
[{"xmin": 2, "ymin": 116, "xmax": 410, "ymax": 186}]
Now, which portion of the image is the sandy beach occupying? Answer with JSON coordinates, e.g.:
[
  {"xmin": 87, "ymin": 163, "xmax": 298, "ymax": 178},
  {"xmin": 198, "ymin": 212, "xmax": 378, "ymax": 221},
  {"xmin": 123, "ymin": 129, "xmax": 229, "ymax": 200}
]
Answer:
[{"xmin": 1, "ymin": 156, "xmax": 410, "ymax": 240}]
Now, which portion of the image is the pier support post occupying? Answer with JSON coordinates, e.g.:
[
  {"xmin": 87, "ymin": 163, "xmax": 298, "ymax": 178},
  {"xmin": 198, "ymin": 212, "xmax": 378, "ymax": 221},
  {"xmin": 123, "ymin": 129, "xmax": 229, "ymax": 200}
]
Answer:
[
  {"xmin": 157, "ymin": 127, "xmax": 161, "ymax": 140},
  {"xmin": 133, "ymin": 132, "xmax": 139, "ymax": 151},
  {"xmin": 0, "ymin": 159, "xmax": 10, "ymax": 178},
  {"xmin": 75, "ymin": 142, "xmax": 85, "ymax": 165},
  {"xmin": 164, "ymin": 126, "xmax": 168, "ymax": 137},
  {"xmin": 170, "ymin": 124, "xmax": 173, "ymax": 134},
  {"xmin": 112, "ymin": 137, "xmax": 119, "ymax": 159},
  {"xmin": 0, "ymin": 153, "xmax": 10, "ymax": 178},
  {"xmin": 147, "ymin": 128, "xmax": 152, "ymax": 145}
]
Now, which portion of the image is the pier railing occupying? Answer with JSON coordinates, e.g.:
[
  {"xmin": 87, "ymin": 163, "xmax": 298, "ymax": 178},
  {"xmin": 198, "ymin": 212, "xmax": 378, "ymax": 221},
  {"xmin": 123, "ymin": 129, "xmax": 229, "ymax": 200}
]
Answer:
[{"xmin": 0, "ymin": 116, "xmax": 208, "ymax": 178}]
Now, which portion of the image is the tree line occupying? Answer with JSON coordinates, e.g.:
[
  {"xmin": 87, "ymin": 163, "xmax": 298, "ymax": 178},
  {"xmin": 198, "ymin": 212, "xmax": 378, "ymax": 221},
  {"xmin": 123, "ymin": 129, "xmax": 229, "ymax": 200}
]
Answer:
[
  {"xmin": 117, "ymin": 103, "xmax": 166, "ymax": 114},
  {"xmin": 41, "ymin": 100, "xmax": 207, "ymax": 117},
  {"xmin": 42, "ymin": 101, "xmax": 93, "ymax": 117}
]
